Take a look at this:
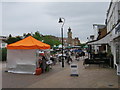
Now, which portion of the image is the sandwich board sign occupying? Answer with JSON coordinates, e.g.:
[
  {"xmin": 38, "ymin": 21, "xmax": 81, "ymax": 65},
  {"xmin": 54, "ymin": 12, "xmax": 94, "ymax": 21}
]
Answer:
[{"xmin": 70, "ymin": 64, "xmax": 79, "ymax": 76}]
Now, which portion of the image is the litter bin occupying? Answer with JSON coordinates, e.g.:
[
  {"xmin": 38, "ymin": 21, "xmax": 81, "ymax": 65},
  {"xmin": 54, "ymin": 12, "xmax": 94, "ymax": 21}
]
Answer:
[{"xmin": 70, "ymin": 64, "xmax": 79, "ymax": 76}]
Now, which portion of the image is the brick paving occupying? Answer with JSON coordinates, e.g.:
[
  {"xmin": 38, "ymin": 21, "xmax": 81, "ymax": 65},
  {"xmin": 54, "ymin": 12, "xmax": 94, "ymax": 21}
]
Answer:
[{"xmin": 2, "ymin": 57, "xmax": 119, "ymax": 88}]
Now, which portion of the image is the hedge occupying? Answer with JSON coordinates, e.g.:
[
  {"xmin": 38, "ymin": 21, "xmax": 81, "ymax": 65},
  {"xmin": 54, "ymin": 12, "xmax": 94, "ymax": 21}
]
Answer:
[{"xmin": 1, "ymin": 48, "xmax": 7, "ymax": 61}]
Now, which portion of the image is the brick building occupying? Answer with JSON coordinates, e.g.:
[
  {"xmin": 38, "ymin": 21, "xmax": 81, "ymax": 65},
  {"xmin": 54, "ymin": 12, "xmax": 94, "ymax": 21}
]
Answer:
[{"xmin": 58, "ymin": 27, "xmax": 80, "ymax": 47}]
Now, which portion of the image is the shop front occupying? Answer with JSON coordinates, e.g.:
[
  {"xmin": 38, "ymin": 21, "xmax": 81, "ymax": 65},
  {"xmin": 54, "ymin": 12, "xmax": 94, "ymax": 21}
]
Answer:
[
  {"xmin": 113, "ymin": 23, "xmax": 120, "ymax": 75},
  {"xmin": 114, "ymin": 37, "xmax": 120, "ymax": 75}
]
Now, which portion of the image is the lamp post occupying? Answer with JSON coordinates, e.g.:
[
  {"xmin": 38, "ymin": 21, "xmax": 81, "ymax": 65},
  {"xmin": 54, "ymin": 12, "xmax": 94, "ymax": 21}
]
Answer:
[{"xmin": 58, "ymin": 17, "xmax": 65, "ymax": 68}]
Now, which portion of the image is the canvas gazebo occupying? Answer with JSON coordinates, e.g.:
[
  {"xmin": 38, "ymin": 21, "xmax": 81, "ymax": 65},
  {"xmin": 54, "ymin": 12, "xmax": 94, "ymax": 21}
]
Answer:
[{"xmin": 7, "ymin": 36, "xmax": 50, "ymax": 74}]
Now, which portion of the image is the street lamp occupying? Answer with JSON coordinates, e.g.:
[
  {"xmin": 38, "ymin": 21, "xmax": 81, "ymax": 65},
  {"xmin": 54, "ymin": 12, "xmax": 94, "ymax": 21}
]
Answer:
[{"xmin": 58, "ymin": 17, "xmax": 65, "ymax": 68}]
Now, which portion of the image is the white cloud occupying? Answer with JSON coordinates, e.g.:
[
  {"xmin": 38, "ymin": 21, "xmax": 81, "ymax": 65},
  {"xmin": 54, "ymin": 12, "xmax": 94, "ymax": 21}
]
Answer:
[
  {"xmin": 2, "ymin": 2, "xmax": 109, "ymax": 43},
  {"xmin": 1, "ymin": 0, "xmax": 111, "ymax": 2}
]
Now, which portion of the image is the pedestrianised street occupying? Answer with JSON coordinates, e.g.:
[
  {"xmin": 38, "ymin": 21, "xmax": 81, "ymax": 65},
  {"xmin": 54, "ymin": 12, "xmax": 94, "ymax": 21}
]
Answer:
[{"xmin": 2, "ymin": 57, "xmax": 118, "ymax": 88}]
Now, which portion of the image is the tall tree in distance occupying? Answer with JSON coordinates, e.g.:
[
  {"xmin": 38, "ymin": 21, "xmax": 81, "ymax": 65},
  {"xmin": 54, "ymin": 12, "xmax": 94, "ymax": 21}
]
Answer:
[
  {"xmin": 4, "ymin": 37, "xmax": 21, "ymax": 44},
  {"xmin": 9, "ymin": 34, "xmax": 12, "ymax": 38},
  {"xmin": 33, "ymin": 31, "xmax": 42, "ymax": 40},
  {"xmin": 5, "ymin": 31, "xmax": 61, "ymax": 47},
  {"xmin": 25, "ymin": 33, "xmax": 32, "ymax": 37}
]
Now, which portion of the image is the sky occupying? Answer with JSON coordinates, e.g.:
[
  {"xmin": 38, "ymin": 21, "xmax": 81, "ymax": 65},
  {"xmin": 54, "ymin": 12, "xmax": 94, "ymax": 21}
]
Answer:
[{"xmin": 2, "ymin": 1, "xmax": 110, "ymax": 43}]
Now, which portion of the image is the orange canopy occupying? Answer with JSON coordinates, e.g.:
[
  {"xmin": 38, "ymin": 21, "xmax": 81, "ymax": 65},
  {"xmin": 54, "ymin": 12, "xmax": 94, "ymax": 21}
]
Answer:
[{"xmin": 7, "ymin": 36, "xmax": 50, "ymax": 49}]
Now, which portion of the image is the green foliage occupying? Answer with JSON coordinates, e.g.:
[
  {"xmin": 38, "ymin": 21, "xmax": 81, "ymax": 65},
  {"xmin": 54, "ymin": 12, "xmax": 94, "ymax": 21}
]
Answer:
[
  {"xmin": 4, "ymin": 36, "xmax": 22, "ymax": 44},
  {"xmin": 107, "ymin": 45, "xmax": 113, "ymax": 57},
  {"xmin": 80, "ymin": 43, "xmax": 86, "ymax": 48},
  {"xmin": 42, "ymin": 35, "xmax": 61, "ymax": 47},
  {"xmin": 1, "ymin": 48, "xmax": 7, "ymax": 61},
  {"xmin": 33, "ymin": 33, "xmax": 61, "ymax": 47},
  {"xmin": 5, "ymin": 31, "xmax": 61, "ymax": 48},
  {"xmin": 33, "ymin": 31, "xmax": 42, "ymax": 40},
  {"xmin": 25, "ymin": 33, "xmax": 32, "ymax": 37},
  {"xmin": 9, "ymin": 34, "xmax": 12, "ymax": 38}
]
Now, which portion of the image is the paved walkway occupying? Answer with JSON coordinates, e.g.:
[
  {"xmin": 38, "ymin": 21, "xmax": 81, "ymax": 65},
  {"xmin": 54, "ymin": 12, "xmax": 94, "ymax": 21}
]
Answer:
[{"xmin": 2, "ymin": 57, "xmax": 119, "ymax": 88}]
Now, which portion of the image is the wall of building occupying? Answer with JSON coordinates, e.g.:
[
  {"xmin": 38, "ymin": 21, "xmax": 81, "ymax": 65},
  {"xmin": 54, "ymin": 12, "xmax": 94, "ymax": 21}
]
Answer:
[
  {"xmin": 118, "ymin": 1, "xmax": 120, "ymax": 20},
  {"xmin": 98, "ymin": 27, "xmax": 107, "ymax": 39},
  {"xmin": 92, "ymin": 25, "xmax": 106, "ymax": 54},
  {"xmin": 93, "ymin": 24, "xmax": 106, "ymax": 40},
  {"xmin": 107, "ymin": 1, "xmax": 120, "ymax": 32},
  {"xmin": 67, "ymin": 29, "xmax": 73, "ymax": 46},
  {"xmin": 106, "ymin": 1, "xmax": 120, "ymax": 72},
  {"xmin": 73, "ymin": 37, "xmax": 80, "ymax": 46}
]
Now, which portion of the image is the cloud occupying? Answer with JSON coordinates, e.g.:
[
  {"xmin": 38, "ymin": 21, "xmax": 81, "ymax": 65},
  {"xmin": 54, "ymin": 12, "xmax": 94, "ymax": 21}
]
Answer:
[{"xmin": 2, "ymin": 2, "xmax": 109, "ymax": 43}]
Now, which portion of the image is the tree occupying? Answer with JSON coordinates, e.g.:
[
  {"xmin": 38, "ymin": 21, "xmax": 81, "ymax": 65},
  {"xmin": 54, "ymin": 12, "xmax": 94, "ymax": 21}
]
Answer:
[
  {"xmin": 80, "ymin": 43, "xmax": 86, "ymax": 48},
  {"xmin": 42, "ymin": 35, "xmax": 61, "ymax": 47},
  {"xmin": 5, "ymin": 31, "xmax": 61, "ymax": 48},
  {"xmin": 33, "ymin": 31, "xmax": 42, "ymax": 40},
  {"xmin": 23, "ymin": 33, "xmax": 26, "ymax": 37},
  {"xmin": 25, "ymin": 33, "xmax": 32, "ymax": 37},
  {"xmin": 4, "ymin": 36, "xmax": 22, "ymax": 44},
  {"xmin": 16, "ymin": 36, "xmax": 22, "ymax": 41},
  {"xmin": 2, "ymin": 48, "xmax": 7, "ymax": 61},
  {"xmin": 9, "ymin": 34, "xmax": 12, "ymax": 38}
]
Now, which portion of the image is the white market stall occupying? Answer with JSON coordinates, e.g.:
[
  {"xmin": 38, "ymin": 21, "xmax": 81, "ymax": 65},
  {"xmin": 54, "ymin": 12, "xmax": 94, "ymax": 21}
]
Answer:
[{"xmin": 6, "ymin": 36, "xmax": 50, "ymax": 74}]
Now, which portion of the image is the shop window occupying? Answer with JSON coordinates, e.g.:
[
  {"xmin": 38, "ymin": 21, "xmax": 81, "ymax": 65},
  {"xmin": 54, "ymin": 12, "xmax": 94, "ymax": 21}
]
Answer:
[
  {"xmin": 116, "ymin": 42, "xmax": 120, "ymax": 64},
  {"xmin": 104, "ymin": 45, "xmax": 106, "ymax": 50}
]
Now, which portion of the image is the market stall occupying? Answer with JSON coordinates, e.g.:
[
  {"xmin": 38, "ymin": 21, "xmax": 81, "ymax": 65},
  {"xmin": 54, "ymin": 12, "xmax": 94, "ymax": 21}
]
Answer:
[{"xmin": 6, "ymin": 36, "xmax": 50, "ymax": 74}]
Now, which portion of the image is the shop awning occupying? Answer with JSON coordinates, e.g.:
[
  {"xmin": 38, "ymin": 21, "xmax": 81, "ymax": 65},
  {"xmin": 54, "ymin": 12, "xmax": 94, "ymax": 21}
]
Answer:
[
  {"xmin": 87, "ymin": 31, "xmax": 111, "ymax": 45},
  {"xmin": 7, "ymin": 36, "xmax": 50, "ymax": 49}
]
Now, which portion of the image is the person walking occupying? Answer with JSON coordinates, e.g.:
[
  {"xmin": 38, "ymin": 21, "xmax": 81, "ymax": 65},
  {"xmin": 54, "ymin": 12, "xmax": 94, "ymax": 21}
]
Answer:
[
  {"xmin": 81, "ymin": 51, "xmax": 85, "ymax": 59},
  {"xmin": 75, "ymin": 53, "xmax": 79, "ymax": 61},
  {"xmin": 42, "ymin": 56, "xmax": 47, "ymax": 73}
]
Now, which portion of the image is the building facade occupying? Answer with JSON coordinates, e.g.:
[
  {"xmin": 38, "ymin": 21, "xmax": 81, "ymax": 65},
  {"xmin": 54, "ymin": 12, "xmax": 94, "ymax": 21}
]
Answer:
[
  {"xmin": 58, "ymin": 27, "xmax": 80, "ymax": 47},
  {"xmin": 88, "ymin": 24, "xmax": 107, "ymax": 54},
  {"xmin": 67, "ymin": 27, "xmax": 80, "ymax": 47},
  {"xmin": 73, "ymin": 37, "xmax": 80, "ymax": 46},
  {"xmin": 93, "ymin": 24, "xmax": 106, "ymax": 40},
  {"xmin": 87, "ymin": 0, "xmax": 120, "ymax": 75},
  {"xmin": 106, "ymin": 0, "xmax": 120, "ymax": 75},
  {"xmin": 67, "ymin": 27, "xmax": 73, "ymax": 46}
]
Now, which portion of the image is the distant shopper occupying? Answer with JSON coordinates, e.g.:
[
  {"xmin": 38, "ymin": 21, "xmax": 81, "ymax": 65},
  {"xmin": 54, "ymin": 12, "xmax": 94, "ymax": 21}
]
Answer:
[
  {"xmin": 67, "ymin": 56, "xmax": 72, "ymax": 65},
  {"xmin": 50, "ymin": 55, "xmax": 55, "ymax": 65},
  {"xmin": 75, "ymin": 53, "xmax": 79, "ymax": 61},
  {"xmin": 38, "ymin": 56, "xmax": 43, "ymax": 68},
  {"xmin": 81, "ymin": 51, "xmax": 85, "ymax": 58},
  {"xmin": 42, "ymin": 56, "xmax": 47, "ymax": 73}
]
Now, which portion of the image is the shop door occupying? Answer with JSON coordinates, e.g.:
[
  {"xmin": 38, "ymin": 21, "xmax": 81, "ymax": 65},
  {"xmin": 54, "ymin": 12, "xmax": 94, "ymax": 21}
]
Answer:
[
  {"xmin": 116, "ymin": 43, "xmax": 120, "ymax": 64},
  {"xmin": 116, "ymin": 37, "xmax": 120, "ymax": 75}
]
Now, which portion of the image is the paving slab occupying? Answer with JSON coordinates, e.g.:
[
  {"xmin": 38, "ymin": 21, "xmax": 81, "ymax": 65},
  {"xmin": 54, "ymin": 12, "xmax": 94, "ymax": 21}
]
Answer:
[
  {"xmin": 28, "ymin": 60, "xmax": 118, "ymax": 88},
  {"xmin": 2, "ymin": 58, "xmax": 118, "ymax": 88}
]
